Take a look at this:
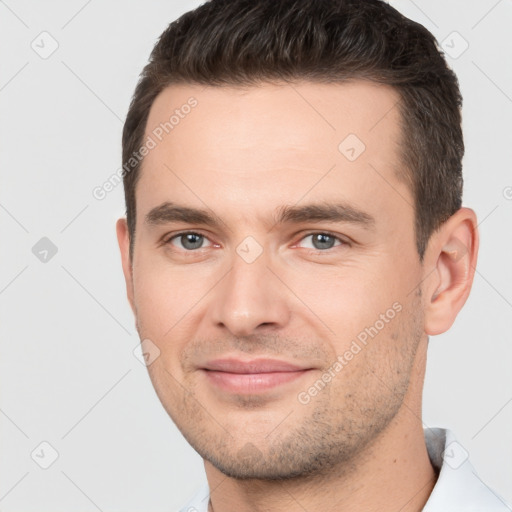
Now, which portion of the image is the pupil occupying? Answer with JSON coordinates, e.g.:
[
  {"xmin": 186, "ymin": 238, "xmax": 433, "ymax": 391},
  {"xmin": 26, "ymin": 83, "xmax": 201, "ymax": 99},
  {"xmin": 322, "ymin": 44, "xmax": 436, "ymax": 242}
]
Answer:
[
  {"xmin": 313, "ymin": 234, "xmax": 334, "ymax": 250},
  {"xmin": 183, "ymin": 233, "xmax": 203, "ymax": 250}
]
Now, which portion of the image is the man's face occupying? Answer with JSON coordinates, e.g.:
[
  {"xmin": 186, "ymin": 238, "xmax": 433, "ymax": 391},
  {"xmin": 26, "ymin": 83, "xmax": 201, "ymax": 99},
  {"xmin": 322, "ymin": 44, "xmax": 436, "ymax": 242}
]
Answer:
[{"xmin": 122, "ymin": 81, "xmax": 427, "ymax": 478}]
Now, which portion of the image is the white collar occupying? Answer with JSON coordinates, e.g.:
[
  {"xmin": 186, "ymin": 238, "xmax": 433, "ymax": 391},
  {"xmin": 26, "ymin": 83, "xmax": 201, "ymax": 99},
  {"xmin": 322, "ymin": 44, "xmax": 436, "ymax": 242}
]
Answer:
[{"xmin": 422, "ymin": 427, "xmax": 510, "ymax": 510}]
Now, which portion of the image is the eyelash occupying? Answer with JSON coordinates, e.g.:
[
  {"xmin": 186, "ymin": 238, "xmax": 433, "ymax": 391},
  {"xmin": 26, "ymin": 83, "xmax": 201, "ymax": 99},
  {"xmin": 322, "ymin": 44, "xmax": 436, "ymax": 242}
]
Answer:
[{"xmin": 163, "ymin": 230, "xmax": 347, "ymax": 252}]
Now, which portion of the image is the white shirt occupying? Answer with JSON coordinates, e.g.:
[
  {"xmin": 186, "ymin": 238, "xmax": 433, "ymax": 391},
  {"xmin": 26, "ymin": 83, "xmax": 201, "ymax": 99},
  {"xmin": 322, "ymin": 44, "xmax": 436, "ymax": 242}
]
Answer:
[{"xmin": 178, "ymin": 428, "xmax": 511, "ymax": 511}]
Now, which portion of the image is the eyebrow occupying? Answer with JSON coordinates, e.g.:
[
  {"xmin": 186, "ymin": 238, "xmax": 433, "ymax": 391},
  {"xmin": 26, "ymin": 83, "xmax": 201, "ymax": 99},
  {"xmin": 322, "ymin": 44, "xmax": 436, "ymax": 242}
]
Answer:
[{"xmin": 144, "ymin": 201, "xmax": 375, "ymax": 230}]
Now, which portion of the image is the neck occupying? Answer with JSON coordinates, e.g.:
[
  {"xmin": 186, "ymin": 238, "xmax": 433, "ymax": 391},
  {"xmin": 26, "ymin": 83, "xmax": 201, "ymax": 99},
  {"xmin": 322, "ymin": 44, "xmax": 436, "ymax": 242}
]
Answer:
[{"xmin": 205, "ymin": 340, "xmax": 437, "ymax": 512}]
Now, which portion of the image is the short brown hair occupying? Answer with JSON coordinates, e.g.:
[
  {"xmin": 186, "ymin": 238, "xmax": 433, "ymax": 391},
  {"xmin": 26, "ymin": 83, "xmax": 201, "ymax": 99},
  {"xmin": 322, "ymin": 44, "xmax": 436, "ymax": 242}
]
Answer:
[{"xmin": 122, "ymin": 0, "xmax": 463, "ymax": 261}]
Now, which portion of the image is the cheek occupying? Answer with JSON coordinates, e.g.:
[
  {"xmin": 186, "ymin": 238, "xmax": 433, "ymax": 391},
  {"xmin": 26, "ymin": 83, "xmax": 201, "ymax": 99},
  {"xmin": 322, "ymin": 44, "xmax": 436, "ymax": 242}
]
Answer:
[
  {"xmin": 132, "ymin": 259, "xmax": 208, "ymax": 342},
  {"xmin": 288, "ymin": 262, "xmax": 401, "ymax": 346}
]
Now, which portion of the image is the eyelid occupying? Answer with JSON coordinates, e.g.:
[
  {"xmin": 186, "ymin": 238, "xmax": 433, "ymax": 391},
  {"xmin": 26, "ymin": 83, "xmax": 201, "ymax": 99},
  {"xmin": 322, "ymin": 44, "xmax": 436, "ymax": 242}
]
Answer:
[
  {"xmin": 162, "ymin": 230, "xmax": 349, "ymax": 251},
  {"xmin": 163, "ymin": 230, "xmax": 215, "ymax": 249},
  {"xmin": 293, "ymin": 230, "xmax": 349, "ymax": 247}
]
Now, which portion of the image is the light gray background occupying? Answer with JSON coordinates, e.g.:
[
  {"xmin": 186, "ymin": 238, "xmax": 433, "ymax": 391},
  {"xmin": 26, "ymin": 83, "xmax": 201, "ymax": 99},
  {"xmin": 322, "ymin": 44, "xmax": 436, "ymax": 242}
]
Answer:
[{"xmin": 1, "ymin": 0, "xmax": 511, "ymax": 510}]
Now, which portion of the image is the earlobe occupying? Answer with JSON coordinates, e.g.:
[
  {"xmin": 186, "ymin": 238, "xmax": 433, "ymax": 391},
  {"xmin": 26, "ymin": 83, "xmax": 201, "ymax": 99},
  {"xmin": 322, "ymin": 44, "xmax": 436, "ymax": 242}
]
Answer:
[
  {"xmin": 423, "ymin": 208, "xmax": 479, "ymax": 336},
  {"xmin": 116, "ymin": 218, "xmax": 136, "ymax": 315}
]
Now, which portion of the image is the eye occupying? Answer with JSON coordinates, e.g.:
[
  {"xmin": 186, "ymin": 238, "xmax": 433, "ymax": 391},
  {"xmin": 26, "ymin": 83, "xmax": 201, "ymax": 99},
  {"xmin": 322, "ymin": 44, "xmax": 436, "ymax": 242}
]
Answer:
[
  {"xmin": 166, "ymin": 232, "xmax": 213, "ymax": 251},
  {"xmin": 297, "ymin": 232, "xmax": 344, "ymax": 251}
]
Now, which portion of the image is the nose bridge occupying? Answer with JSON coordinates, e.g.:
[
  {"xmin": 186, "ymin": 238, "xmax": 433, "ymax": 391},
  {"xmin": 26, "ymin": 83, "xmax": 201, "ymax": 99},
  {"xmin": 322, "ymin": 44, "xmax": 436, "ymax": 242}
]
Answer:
[{"xmin": 209, "ymin": 239, "xmax": 290, "ymax": 336}]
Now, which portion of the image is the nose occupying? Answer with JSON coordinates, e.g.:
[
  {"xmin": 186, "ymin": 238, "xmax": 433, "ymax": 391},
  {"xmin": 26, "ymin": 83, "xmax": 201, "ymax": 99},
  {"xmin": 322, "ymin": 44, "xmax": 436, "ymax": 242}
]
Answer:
[{"xmin": 208, "ymin": 246, "xmax": 291, "ymax": 337}]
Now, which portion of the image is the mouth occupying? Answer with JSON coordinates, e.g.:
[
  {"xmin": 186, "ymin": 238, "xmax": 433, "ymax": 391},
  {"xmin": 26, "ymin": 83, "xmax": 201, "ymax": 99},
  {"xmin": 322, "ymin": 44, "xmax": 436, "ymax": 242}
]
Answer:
[{"xmin": 200, "ymin": 358, "xmax": 314, "ymax": 393}]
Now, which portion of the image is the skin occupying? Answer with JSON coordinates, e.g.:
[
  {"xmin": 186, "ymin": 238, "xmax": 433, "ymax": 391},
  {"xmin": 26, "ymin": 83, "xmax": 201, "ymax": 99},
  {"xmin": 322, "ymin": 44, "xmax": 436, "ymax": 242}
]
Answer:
[{"xmin": 117, "ymin": 80, "xmax": 479, "ymax": 511}]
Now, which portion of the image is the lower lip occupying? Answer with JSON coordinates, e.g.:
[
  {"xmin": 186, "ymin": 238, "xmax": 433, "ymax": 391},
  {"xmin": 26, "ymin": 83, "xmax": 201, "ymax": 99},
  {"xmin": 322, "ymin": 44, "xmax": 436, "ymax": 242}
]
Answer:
[{"xmin": 202, "ymin": 369, "xmax": 310, "ymax": 393}]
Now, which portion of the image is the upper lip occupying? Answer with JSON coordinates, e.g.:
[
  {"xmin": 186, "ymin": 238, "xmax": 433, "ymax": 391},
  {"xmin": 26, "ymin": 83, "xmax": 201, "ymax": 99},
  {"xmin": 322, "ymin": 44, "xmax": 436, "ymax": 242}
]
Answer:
[{"xmin": 202, "ymin": 358, "xmax": 309, "ymax": 374}]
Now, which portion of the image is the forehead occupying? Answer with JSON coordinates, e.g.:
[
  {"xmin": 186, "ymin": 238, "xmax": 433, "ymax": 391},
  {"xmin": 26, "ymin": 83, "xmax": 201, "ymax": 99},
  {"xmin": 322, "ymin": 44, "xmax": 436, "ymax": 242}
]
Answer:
[
  {"xmin": 137, "ymin": 80, "xmax": 409, "ymax": 226},
  {"xmin": 144, "ymin": 79, "xmax": 402, "ymax": 163}
]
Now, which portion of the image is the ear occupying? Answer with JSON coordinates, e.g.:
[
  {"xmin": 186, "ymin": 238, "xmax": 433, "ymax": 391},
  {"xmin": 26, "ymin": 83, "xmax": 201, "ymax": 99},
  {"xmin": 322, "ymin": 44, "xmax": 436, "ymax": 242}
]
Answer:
[
  {"xmin": 423, "ymin": 207, "xmax": 479, "ymax": 336},
  {"xmin": 116, "ymin": 218, "xmax": 136, "ymax": 315}
]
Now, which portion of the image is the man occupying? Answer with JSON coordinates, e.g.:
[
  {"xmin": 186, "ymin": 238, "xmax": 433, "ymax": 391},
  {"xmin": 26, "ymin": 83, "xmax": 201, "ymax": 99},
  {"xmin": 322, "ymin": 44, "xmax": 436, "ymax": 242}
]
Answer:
[{"xmin": 116, "ymin": 0, "xmax": 510, "ymax": 510}]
